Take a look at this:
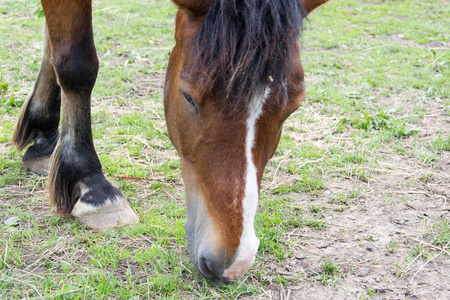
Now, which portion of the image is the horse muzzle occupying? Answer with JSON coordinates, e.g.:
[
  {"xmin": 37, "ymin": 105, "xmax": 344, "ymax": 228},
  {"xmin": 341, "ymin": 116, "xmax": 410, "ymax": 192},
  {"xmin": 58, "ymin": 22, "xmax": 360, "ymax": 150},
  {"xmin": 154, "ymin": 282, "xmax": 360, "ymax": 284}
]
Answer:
[{"xmin": 194, "ymin": 240, "xmax": 259, "ymax": 282}]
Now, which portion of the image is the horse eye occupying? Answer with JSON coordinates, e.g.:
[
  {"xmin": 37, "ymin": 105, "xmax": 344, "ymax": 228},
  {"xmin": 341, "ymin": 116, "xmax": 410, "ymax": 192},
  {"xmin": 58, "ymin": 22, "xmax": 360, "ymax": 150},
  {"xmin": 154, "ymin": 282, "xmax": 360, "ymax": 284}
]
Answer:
[
  {"xmin": 183, "ymin": 93, "xmax": 193, "ymax": 103},
  {"xmin": 183, "ymin": 93, "xmax": 197, "ymax": 111}
]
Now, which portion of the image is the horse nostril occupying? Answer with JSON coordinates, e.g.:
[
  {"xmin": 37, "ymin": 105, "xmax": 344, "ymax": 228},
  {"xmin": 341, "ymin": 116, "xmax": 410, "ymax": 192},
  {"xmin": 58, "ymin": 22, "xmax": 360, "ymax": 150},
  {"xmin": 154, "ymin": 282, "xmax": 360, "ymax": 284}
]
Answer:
[
  {"xmin": 198, "ymin": 256, "xmax": 215, "ymax": 279},
  {"xmin": 198, "ymin": 255, "xmax": 225, "ymax": 281}
]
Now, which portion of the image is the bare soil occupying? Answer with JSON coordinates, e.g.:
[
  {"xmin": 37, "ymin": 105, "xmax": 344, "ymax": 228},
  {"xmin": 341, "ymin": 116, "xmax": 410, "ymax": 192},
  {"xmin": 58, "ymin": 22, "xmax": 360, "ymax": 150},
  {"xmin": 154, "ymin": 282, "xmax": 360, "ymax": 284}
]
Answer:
[{"xmin": 249, "ymin": 96, "xmax": 450, "ymax": 299}]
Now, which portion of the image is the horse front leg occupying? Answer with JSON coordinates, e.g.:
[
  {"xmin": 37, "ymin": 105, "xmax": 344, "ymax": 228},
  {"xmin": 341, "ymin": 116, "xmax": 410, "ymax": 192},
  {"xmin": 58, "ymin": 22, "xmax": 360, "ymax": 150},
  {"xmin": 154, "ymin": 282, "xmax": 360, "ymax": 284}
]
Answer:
[
  {"xmin": 42, "ymin": 0, "xmax": 138, "ymax": 229},
  {"xmin": 12, "ymin": 23, "xmax": 60, "ymax": 175}
]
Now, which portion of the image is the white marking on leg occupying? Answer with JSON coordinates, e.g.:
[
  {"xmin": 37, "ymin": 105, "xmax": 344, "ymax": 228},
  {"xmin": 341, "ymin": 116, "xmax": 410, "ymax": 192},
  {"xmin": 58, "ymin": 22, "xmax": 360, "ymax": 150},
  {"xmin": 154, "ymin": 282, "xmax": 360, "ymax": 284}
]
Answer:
[
  {"xmin": 223, "ymin": 88, "xmax": 270, "ymax": 279},
  {"xmin": 79, "ymin": 183, "xmax": 91, "ymax": 198}
]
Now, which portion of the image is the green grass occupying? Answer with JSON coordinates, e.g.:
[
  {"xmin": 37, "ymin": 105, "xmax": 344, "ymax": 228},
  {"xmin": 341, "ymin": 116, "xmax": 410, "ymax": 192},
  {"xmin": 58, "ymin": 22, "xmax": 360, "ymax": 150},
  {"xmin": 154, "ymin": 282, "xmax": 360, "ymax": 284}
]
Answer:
[
  {"xmin": 315, "ymin": 258, "xmax": 342, "ymax": 286},
  {"xmin": 1, "ymin": 0, "xmax": 449, "ymax": 298},
  {"xmin": 410, "ymin": 245, "xmax": 429, "ymax": 260},
  {"xmin": 386, "ymin": 240, "xmax": 399, "ymax": 253},
  {"xmin": 431, "ymin": 219, "xmax": 450, "ymax": 247}
]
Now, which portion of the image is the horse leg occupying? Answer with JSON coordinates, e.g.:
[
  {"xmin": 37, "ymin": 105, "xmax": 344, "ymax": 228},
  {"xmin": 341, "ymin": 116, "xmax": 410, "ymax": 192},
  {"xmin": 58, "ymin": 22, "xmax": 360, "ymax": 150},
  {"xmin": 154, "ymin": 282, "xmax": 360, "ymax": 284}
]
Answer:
[
  {"xmin": 12, "ymin": 24, "xmax": 60, "ymax": 176},
  {"xmin": 43, "ymin": 0, "xmax": 138, "ymax": 229}
]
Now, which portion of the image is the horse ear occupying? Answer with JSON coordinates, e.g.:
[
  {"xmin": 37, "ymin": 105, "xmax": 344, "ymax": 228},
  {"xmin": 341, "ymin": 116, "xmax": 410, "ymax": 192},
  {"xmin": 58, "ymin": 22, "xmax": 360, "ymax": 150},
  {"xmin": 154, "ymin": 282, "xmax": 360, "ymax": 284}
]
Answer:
[
  {"xmin": 301, "ymin": 0, "xmax": 330, "ymax": 15},
  {"xmin": 172, "ymin": 0, "xmax": 211, "ymax": 17}
]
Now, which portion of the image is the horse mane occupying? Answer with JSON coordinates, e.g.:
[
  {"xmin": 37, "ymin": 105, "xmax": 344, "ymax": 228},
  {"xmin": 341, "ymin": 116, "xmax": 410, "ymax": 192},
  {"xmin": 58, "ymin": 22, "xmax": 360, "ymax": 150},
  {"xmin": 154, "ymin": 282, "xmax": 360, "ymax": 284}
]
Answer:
[{"xmin": 194, "ymin": 0, "xmax": 306, "ymax": 108}]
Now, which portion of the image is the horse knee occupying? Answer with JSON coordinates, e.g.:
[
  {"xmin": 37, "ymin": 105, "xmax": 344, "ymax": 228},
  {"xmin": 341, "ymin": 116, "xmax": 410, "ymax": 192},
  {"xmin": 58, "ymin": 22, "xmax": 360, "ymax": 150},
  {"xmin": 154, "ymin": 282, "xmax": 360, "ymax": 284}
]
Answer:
[{"xmin": 52, "ymin": 46, "xmax": 99, "ymax": 93}]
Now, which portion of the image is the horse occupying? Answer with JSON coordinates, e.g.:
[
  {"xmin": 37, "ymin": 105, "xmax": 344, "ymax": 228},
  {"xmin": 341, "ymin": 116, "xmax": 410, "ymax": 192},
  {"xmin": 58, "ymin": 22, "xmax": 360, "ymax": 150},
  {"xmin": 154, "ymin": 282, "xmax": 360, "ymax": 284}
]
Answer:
[{"xmin": 12, "ymin": 0, "xmax": 329, "ymax": 282}]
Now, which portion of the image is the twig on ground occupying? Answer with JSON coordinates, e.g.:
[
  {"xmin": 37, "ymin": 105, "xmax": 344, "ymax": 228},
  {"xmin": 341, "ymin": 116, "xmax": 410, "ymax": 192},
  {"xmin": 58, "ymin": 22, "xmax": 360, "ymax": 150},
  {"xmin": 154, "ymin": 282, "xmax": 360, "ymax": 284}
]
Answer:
[
  {"xmin": 409, "ymin": 240, "xmax": 450, "ymax": 285},
  {"xmin": 48, "ymin": 289, "xmax": 83, "ymax": 299},
  {"xmin": 404, "ymin": 236, "xmax": 450, "ymax": 256},
  {"xmin": 261, "ymin": 159, "xmax": 285, "ymax": 192},
  {"xmin": 421, "ymin": 281, "xmax": 450, "ymax": 292},
  {"xmin": 163, "ymin": 190, "xmax": 178, "ymax": 201},
  {"xmin": 2, "ymin": 243, "xmax": 8, "ymax": 269},
  {"xmin": 397, "ymin": 191, "xmax": 448, "ymax": 208},
  {"xmin": 124, "ymin": 13, "xmax": 129, "ymax": 26},
  {"xmin": 1, "ymin": 277, "xmax": 42, "ymax": 298},
  {"xmin": 18, "ymin": 269, "xmax": 45, "ymax": 279},
  {"xmin": 325, "ymin": 222, "xmax": 360, "ymax": 231},
  {"xmin": 139, "ymin": 234, "xmax": 176, "ymax": 244},
  {"xmin": 404, "ymin": 254, "xmax": 423, "ymax": 273},
  {"xmin": 133, "ymin": 135, "xmax": 155, "ymax": 152},
  {"xmin": 24, "ymin": 240, "xmax": 65, "ymax": 272}
]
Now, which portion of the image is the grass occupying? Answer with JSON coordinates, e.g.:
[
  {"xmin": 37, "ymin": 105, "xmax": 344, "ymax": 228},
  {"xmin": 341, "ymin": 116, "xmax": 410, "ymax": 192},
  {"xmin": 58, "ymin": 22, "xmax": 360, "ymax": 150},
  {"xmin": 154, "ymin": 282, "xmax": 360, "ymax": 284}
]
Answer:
[
  {"xmin": 386, "ymin": 240, "xmax": 398, "ymax": 253},
  {"xmin": 430, "ymin": 219, "xmax": 450, "ymax": 247},
  {"xmin": 410, "ymin": 245, "xmax": 429, "ymax": 260},
  {"xmin": 316, "ymin": 258, "xmax": 342, "ymax": 286},
  {"xmin": 1, "ymin": 0, "xmax": 449, "ymax": 298}
]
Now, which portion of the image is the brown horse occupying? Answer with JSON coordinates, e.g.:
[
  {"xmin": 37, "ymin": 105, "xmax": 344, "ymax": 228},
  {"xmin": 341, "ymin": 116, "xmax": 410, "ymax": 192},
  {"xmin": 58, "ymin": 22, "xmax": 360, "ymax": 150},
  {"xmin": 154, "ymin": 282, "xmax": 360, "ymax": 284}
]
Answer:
[{"xmin": 12, "ymin": 0, "xmax": 328, "ymax": 281}]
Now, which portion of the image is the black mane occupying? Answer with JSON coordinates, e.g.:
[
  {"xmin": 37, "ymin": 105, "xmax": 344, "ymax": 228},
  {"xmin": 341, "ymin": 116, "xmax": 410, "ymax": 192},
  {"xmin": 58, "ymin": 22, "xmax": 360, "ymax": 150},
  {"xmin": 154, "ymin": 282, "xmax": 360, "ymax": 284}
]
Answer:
[{"xmin": 195, "ymin": 0, "xmax": 306, "ymax": 107}]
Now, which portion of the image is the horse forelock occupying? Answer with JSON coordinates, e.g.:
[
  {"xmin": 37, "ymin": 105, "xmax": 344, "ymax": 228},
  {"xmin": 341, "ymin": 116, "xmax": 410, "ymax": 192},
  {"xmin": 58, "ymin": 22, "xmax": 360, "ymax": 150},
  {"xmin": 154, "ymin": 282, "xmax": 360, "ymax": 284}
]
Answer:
[{"xmin": 193, "ymin": 0, "xmax": 306, "ymax": 110}]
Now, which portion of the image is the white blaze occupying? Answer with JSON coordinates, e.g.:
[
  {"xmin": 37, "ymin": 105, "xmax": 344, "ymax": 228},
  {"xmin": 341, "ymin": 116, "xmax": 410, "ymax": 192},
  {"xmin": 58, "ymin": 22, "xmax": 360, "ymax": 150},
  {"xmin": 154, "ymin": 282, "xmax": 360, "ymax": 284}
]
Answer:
[{"xmin": 223, "ymin": 88, "xmax": 270, "ymax": 280}]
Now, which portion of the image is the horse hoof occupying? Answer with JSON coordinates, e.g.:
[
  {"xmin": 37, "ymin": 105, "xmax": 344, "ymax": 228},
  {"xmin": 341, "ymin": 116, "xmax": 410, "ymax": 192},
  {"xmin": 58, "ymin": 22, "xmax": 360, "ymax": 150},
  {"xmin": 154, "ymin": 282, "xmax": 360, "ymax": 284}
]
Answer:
[
  {"xmin": 71, "ymin": 197, "xmax": 139, "ymax": 230},
  {"xmin": 23, "ymin": 155, "xmax": 51, "ymax": 176},
  {"xmin": 22, "ymin": 134, "xmax": 58, "ymax": 176}
]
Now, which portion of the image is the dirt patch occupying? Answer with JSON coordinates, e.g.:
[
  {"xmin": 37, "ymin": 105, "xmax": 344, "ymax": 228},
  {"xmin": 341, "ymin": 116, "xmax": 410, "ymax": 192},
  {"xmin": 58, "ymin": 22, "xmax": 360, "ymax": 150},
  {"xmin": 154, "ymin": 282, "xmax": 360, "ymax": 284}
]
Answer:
[
  {"xmin": 250, "ymin": 91, "xmax": 450, "ymax": 299},
  {"xmin": 279, "ymin": 156, "xmax": 450, "ymax": 299}
]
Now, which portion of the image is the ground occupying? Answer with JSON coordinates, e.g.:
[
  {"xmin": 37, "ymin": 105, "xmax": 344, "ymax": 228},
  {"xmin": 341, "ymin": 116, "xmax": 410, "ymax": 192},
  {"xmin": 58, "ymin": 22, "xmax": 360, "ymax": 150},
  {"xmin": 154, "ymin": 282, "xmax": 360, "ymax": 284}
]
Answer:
[
  {"xmin": 0, "ymin": 0, "xmax": 449, "ymax": 299},
  {"xmin": 255, "ymin": 99, "xmax": 450, "ymax": 299}
]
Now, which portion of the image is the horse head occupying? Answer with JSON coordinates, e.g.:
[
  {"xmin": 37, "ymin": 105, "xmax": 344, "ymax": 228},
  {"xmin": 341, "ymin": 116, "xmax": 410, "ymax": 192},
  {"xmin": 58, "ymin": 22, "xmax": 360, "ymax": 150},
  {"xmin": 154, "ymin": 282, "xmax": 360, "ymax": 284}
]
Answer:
[{"xmin": 165, "ymin": 0, "xmax": 329, "ymax": 281}]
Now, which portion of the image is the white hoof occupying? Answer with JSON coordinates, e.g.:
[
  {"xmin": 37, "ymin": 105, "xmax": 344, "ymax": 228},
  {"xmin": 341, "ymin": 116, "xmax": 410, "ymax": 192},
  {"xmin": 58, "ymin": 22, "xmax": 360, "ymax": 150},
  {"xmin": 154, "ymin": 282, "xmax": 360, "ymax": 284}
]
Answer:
[{"xmin": 71, "ymin": 196, "xmax": 139, "ymax": 230}]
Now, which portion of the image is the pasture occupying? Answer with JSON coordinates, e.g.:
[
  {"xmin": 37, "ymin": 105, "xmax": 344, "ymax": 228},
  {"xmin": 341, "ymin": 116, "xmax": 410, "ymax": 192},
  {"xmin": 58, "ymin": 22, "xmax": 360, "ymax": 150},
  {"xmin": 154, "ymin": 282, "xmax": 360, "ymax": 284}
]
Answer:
[{"xmin": 1, "ymin": 0, "xmax": 449, "ymax": 298}]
